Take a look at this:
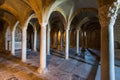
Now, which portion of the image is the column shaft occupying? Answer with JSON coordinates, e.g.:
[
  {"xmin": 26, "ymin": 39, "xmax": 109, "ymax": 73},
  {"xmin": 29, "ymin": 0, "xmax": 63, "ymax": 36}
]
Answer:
[
  {"xmin": 76, "ymin": 30, "xmax": 80, "ymax": 54},
  {"xmin": 109, "ymin": 20, "xmax": 115, "ymax": 80},
  {"xmin": 11, "ymin": 31, "xmax": 15, "ymax": 55},
  {"xmin": 34, "ymin": 31, "xmax": 37, "ymax": 51},
  {"xmin": 47, "ymin": 29, "xmax": 50, "ymax": 55},
  {"xmin": 60, "ymin": 32, "xmax": 63, "ymax": 50},
  {"xmin": 65, "ymin": 30, "xmax": 69, "ymax": 59},
  {"xmin": 22, "ymin": 29, "xmax": 27, "ymax": 62},
  {"xmin": 37, "ymin": 24, "xmax": 47, "ymax": 73}
]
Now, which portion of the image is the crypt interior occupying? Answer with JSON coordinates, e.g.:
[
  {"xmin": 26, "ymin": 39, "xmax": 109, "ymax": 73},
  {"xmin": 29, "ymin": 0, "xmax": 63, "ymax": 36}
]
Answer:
[{"xmin": 0, "ymin": 0, "xmax": 120, "ymax": 80}]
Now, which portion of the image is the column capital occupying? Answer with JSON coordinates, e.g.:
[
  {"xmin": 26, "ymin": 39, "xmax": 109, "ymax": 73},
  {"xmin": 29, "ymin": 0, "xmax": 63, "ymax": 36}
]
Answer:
[
  {"xmin": 41, "ymin": 22, "xmax": 47, "ymax": 27},
  {"xmin": 48, "ymin": 29, "xmax": 51, "ymax": 32},
  {"xmin": 76, "ymin": 29, "xmax": 80, "ymax": 32}
]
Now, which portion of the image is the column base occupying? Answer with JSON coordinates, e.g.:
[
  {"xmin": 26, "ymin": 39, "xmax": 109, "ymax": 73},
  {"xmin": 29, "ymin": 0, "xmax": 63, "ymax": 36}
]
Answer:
[
  {"xmin": 65, "ymin": 55, "xmax": 69, "ymax": 60},
  {"xmin": 47, "ymin": 52, "xmax": 51, "ymax": 55},
  {"xmin": 21, "ymin": 59, "xmax": 27, "ymax": 63},
  {"xmin": 33, "ymin": 49, "xmax": 37, "ymax": 52},
  {"xmin": 37, "ymin": 67, "xmax": 48, "ymax": 74},
  {"xmin": 75, "ymin": 52, "xmax": 80, "ymax": 56}
]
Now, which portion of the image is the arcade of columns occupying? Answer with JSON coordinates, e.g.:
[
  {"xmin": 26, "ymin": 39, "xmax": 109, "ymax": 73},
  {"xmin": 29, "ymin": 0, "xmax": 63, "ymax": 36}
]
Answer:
[{"xmin": 0, "ymin": 0, "xmax": 120, "ymax": 80}]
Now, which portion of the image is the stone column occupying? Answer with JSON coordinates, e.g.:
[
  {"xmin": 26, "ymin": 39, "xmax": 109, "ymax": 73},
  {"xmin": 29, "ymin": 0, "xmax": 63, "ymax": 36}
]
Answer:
[
  {"xmin": 47, "ymin": 28, "xmax": 51, "ymax": 55},
  {"xmin": 99, "ymin": 2, "xmax": 119, "ymax": 80},
  {"xmin": 81, "ymin": 31, "xmax": 86, "ymax": 51},
  {"xmin": 60, "ymin": 31, "xmax": 63, "ymax": 50},
  {"xmin": 84, "ymin": 32, "xmax": 87, "ymax": 49},
  {"xmin": 22, "ymin": 28, "xmax": 27, "ymax": 62},
  {"xmin": 65, "ymin": 29, "xmax": 69, "ymax": 59},
  {"xmin": 76, "ymin": 30, "xmax": 80, "ymax": 55},
  {"xmin": 56, "ymin": 32, "xmax": 58, "ymax": 48},
  {"xmin": 33, "ymin": 30, "xmax": 37, "ymax": 51},
  {"xmin": 54, "ymin": 32, "xmax": 57, "ymax": 47},
  {"xmin": 37, "ymin": 23, "xmax": 47, "ymax": 73},
  {"xmin": 11, "ymin": 31, "xmax": 15, "ymax": 56}
]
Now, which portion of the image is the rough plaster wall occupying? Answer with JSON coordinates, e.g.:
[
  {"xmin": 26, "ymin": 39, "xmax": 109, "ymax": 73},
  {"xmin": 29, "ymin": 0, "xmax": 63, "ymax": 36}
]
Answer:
[{"xmin": 114, "ymin": 14, "xmax": 120, "ymax": 49}]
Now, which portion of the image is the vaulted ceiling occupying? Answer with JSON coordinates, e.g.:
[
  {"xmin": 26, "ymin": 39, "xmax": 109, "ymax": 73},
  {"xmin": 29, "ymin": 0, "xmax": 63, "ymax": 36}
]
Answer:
[{"xmin": 0, "ymin": 0, "xmax": 118, "ymax": 31}]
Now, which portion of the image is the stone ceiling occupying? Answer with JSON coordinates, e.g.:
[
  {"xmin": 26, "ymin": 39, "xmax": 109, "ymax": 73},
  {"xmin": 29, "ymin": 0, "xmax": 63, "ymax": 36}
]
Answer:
[{"xmin": 0, "ymin": 0, "xmax": 118, "ymax": 30}]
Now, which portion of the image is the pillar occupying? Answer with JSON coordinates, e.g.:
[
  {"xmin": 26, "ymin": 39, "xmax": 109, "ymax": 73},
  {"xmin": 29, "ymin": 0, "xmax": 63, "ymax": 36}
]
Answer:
[
  {"xmin": 60, "ymin": 31, "xmax": 63, "ymax": 50},
  {"xmin": 33, "ymin": 30, "xmax": 37, "ymax": 51},
  {"xmin": 22, "ymin": 28, "xmax": 27, "ymax": 62},
  {"xmin": 99, "ymin": 2, "xmax": 119, "ymax": 80},
  {"xmin": 56, "ymin": 32, "xmax": 58, "ymax": 48},
  {"xmin": 84, "ymin": 32, "xmax": 87, "ymax": 49},
  {"xmin": 65, "ymin": 29, "xmax": 69, "ymax": 59},
  {"xmin": 47, "ymin": 28, "xmax": 51, "ymax": 55},
  {"xmin": 37, "ymin": 23, "xmax": 47, "ymax": 73},
  {"xmin": 54, "ymin": 32, "xmax": 57, "ymax": 47},
  {"xmin": 11, "ymin": 31, "xmax": 15, "ymax": 56},
  {"xmin": 76, "ymin": 30, "xmax": 80, "ymax": 55},
  {"xmin": 81, "ymin": 31, "xmax": 86, "ymax": 51}
]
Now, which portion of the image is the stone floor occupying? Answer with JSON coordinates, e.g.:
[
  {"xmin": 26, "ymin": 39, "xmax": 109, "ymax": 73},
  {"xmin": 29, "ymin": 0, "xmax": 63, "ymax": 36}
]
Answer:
[
  {"xmin": 0, "ymin": 48, "xmax": 120, "ymax": 80},
  {"xmin": 0, "ymin": 54, "xmax": 43, "ymax": 80}
]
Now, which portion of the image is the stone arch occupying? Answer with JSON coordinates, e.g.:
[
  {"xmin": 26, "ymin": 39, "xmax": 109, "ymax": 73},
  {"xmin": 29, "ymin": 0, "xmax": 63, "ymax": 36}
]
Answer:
[
  {"xmin": 49, "ymin": 11, "xmax": 67, "ymax": 30},
  {"xmin": 0, "ymin": 4, "xmax": 19, "ymax": 20},
  {"xmin": 46, "ymin": 0, "xmax": 67, "ymax": 24},
  {"xmin": 78, "ymin": 17, "xmax": 99, "ymax": 30},
  {"xmin": 49, "ymin": 11, "xmax": 66, "ymax": 51},
  {"xmin": 69, "ymin": 8, "xmax": 98, "ymax": 27},
  {"xmin": 53, "ymin": 7, "xmax": 67, "ymax": 22},
  {"xmin": 22, "ymin": 13, "xmax": 37, "ymax": 30},
  {"xmin": 29, "ymin": 22, "xmax": 37, "ymax": 33}
]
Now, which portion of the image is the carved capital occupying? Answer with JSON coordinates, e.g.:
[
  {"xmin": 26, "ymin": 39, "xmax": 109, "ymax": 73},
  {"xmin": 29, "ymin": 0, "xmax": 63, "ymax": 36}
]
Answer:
[
  {"xmin": 99, "ymin": 1, "xmax": 119, "ymax": 27},
  {"xmin": 41, "ymin": 22, "xmax": 47, "ymax": 27}
]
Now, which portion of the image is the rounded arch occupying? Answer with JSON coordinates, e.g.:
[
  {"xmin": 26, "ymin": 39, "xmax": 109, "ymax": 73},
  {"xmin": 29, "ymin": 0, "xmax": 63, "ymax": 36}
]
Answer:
[
  {"xmin": 29, "ymin": 22, "xmax": 37, "ymax": 32},
  {"xmin": 22, "ymin": 13, "xmax": 37, "ymax": 30},
  {"xmin": 70, "ymin": 8, "xmax": 98, "ymax": 25},
  {"xmin": 52, "ymin": 7, "xmax": 67, "ymax": 22},
  {"xmin": 77, "ymin": 17, "xmax": 99, "ymax": 30},
  {"xmin": 46, "ymin": 0, "xmax": 67, "ymax": 23},
  {"xmin": 12, "ymin": 21, "xmax": 20, "ymax": 33},
  {"xmin": 49, "ymin": 11, "xmax": 67, "ymax": 30},
  {"xmin": 0, "ymin": 4, "xmax": 19, "ymax": 19}
]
